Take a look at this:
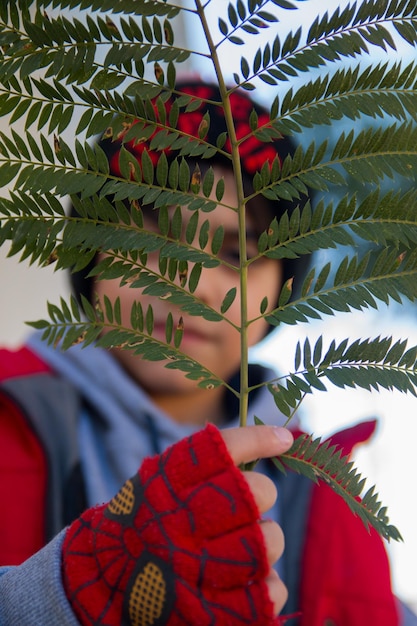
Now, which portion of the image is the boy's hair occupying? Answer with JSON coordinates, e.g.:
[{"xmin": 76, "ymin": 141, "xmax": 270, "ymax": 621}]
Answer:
[{"xmin": 69, "ymin": 80, "xmax": 310, "ymax": 308}]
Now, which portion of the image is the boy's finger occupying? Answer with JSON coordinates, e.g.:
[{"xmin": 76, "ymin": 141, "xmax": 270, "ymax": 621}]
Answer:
[
  {"xmin": 260, "ymin": 519, "xmax": 285, "ymax": 564},
  {"xmin": 265, "ymin": 568, "xmax": 288, "ymax": 615},
  {"xmin": 221, "ymin": 425, "xmax": 293, "ymax": 467},
  {"xmin": 242, "ymin": 471, "xmax": 277, "ymax": 513}
]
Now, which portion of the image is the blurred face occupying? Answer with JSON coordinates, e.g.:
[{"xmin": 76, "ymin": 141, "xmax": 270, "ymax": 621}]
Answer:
[{"xmin": 95, "ymin": 167, "xmax": 282, "ymax": 413}]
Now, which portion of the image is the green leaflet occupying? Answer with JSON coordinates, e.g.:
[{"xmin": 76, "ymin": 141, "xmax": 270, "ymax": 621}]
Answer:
[
  {"xmin": 267, "ymin": 334, "xmax": 417, "ymax": 421},
  {"xmin": 273, "ymin": 432, "xmax": 402, "ymax": 542}
]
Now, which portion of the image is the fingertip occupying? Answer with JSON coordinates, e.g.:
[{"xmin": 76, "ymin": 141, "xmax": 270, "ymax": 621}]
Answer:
[
  {"xmin": 265, "ymin": 568, "xmax": 288, "ymax": 616},
  {"xmin": 272, "ymin": 426, "xmax": 294, "ymax": 449},
  {"xmin": 221, "ymin": 425, "xmax": 294, "ymax": 466}
]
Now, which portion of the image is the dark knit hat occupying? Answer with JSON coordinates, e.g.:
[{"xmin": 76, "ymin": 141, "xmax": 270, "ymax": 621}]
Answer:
[
  {"xmin": 104, "ymin": 82, "xmax": 289, "ymax": 179},
  {"xmin": 69, "ymin": 81, "xmax": 310, "ymax": 307}
]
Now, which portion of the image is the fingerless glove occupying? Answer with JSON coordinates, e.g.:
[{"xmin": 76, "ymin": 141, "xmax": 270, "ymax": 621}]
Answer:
[{"xmin": 62, "ymin": 424, "xmax": 279, "ymax": 625}]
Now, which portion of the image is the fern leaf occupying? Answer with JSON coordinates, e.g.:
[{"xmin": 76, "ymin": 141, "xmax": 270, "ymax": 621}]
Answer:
[
  {"xmin": 266, "ymin": 335, "xmax": 417, "ymax": 416},
  {"xmin": 273, "ymin": 433, "xmax": 402, "ymax": 541},
  {"xmin": 26, "ymin": 295, "xmax": 231, "ymax": 392}
]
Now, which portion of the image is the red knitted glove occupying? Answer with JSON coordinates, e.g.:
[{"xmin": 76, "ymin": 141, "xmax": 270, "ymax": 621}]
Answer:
[{"xmin": 62, "ymin": 424, "xmax": 279, "ymax": 625}]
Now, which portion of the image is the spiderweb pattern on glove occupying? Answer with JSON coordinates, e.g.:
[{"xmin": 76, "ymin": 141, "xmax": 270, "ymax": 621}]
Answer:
[{"xmin": 62, "ymin": 423, "xmax": 280, "ymax": 625}]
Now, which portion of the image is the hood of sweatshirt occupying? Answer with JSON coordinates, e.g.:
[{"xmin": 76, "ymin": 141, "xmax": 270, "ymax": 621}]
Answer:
[{"xmin": 28, "ymin": 332, "xmax": 294, "ymax": 505}]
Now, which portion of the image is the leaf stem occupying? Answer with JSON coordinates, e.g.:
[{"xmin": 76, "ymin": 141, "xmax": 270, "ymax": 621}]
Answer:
[{"xmin": 195, "ymin": 0, "xmax": 250, "ymax": 427}]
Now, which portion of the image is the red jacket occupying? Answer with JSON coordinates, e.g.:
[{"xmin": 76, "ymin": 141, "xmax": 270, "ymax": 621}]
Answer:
[{"xmin": 0, "ymin": 346, "xmax": 401, "ymax": 625}]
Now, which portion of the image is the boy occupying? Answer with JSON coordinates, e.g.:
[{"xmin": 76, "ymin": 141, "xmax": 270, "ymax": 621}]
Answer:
[{"xmin": 0, "ymin": 81, "xmax": 411, "ymax": 624}]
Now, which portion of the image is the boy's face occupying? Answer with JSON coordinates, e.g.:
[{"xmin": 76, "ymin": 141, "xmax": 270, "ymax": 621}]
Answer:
[{"xmin": 95, "ymin": 167, "xmax": 283, "ymax": 397}]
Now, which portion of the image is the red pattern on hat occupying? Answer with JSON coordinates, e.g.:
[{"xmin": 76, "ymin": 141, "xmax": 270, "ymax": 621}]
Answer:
[{"xmin": 107, "ymin": 84, "xmax": 282, "ymax": 180}]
